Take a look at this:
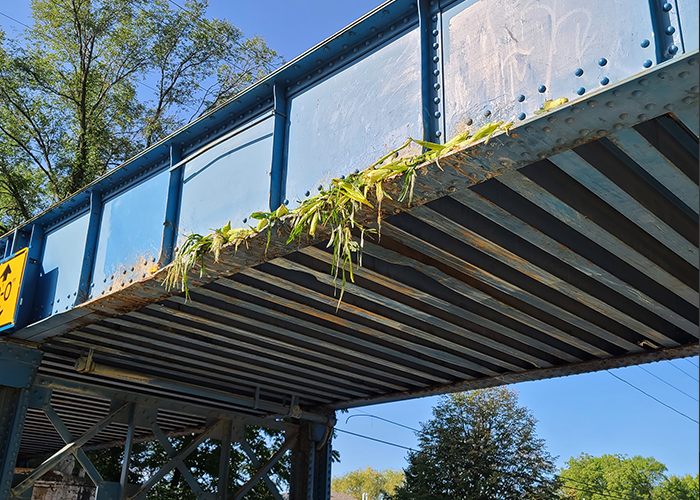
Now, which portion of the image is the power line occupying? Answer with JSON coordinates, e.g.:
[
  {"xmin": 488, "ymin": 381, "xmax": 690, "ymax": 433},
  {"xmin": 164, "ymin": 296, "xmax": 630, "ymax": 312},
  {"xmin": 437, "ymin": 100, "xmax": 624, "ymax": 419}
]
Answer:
[
  {"xmin": 345, "ymin": 412, "xmax": 420, "ymax": 432},
  {"xmin": 668, "ymin": 361, "xmax": 699, "ymax": 382},
  {"xmin": 334, "ymin": 428, "xmax": 414, "ymax": 451},
  {"xmin": 558, "ymin": 476, "xmax": 641, "ymax": 500},
  {"xmin": 607, "ymin": 370, "xmax": 699, "ymax": 424},
  {"xmin": 638, "ymin": 365, "xmax": 699, "ymax": 402},
  {"xmin": 0, "ymin": 10, "xmax": 30, "ymax": 29}
]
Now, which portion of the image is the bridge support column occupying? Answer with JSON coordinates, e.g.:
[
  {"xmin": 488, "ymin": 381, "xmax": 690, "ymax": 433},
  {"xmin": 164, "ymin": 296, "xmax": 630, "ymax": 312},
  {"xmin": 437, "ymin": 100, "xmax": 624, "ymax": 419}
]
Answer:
[
  {"xmin": 0, "ymin": 343, "xmax": 43, "ymax": 500},
  {"xmin": 289, "ymin": 419, "xmax": 334, "ymax": 500}
]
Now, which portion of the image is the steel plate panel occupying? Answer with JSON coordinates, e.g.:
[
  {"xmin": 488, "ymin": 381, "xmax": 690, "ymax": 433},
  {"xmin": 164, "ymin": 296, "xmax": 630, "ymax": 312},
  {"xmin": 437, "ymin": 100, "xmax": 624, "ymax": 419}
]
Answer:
[
  {"xmin": 285, "ymin": 27, "xmax": 422, "ymax": 206},
  {"xmin": 442, "ymin": 0, "xmax": 657, "ymax": 137},
  {"xmin": 178, "ymin": 117, "xmax": 274, "ymax": 237},
  {"xmin": 90, "ymin": 170, "xmax": 170, "ymax": 299},
  {"xmin": 30, "ymin": 214, "xmax": 89, "ymax": 322}
]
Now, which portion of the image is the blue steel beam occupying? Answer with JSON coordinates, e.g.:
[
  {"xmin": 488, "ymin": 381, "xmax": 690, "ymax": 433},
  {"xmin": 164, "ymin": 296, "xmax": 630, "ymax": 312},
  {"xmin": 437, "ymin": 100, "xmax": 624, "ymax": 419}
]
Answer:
[
  {"xmin": 270, "ymin": 83, "xmax": 288, "ymax": 211},
  {"xmin": 159, "ymin": 145, "xmax": 183, "ymax": 266}
]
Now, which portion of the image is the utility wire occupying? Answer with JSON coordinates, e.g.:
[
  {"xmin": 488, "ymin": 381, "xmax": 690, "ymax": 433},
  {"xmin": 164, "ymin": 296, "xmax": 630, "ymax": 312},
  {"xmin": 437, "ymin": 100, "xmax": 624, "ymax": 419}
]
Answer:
[
  {"xmin": 0, "ymin": 10, "xmax": 30, "ymax": 29},
  {"xmin": 558, "ymin": 476, "xmax": 642, "ymax": 500},
  {"xmin": 638, "ymin": 365, "xmax": 699, "ymax": 402},
  {"xmin": 669, "ymin": 361, "xmax": 699, "ymax": 382},
  {"xmin": 607, "ymin": 370, "xmax": 699, "ymax": 424},
  {"xmin": 345, "ymin": 412, "xmax": 420, "ymax": 432},
  {"xmin": 334, "ymin": 428, "xmax": 414, "ymax": 451}
]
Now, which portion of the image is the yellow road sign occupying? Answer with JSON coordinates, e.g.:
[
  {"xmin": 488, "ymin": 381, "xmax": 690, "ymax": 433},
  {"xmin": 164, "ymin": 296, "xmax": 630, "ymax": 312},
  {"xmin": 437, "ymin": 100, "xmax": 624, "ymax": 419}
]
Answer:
[{"xmin": 0, "ymin": 248, "xmax": 29, "ymax": 330}]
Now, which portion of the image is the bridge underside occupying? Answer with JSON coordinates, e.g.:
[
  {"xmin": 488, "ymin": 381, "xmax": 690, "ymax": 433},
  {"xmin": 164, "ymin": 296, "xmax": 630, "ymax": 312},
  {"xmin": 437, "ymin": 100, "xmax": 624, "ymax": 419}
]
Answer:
[{"xmin": 9, "ymin": 53, "xmax": 698, "ymax": 464}]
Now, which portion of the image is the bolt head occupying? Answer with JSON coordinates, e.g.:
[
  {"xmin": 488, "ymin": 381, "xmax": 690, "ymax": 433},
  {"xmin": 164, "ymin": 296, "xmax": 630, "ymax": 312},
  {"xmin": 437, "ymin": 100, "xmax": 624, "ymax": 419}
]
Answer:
[
  {"xmin": 538, "ymin": 85, "xmax": 546, "ymax": 93},
  {"xmin": 598, "ymin": 57, "xmax": 608, "ymax": 66},
  {"xmin": 641, "ymin": 39, "xmax": 650, "ymax": 48},
  {"xmin": 433, "ymin": 83, "xmax": 440, "ymax": 90},
  {"xmin": 518, "ymin": 113, "xmax": 526, "ymax": 120},
  {"xmin": 643, "ymin": 59, "xmax": 652, "ymax": 68},
  {"xmin": 432, "ymin": 29, "xmax": 439, "ymax": 36},
  {"xmin": 666, "ymin": 25, "xmax": 676, "ymax": 35},
  {"xmin": 669, "ymin": 44, "xmax": 678, "ymax": 55},
  {"xmin": 600, "ymin": 77, "xmax": 610, "ymax": 85},
  {"xmin": 662, "ymin": 2, "xmax": 672, "ymax": 11},
  {"xmin": 517, "ymin": 94, "xmax": 525, "ymax": 102},
  {"xmin": 575, "ymin": 68, "xmax": 583, "ymax": 77},
  {"xmin": 576, "ymin": 87, "xmax": 586, "ymax": 95}
]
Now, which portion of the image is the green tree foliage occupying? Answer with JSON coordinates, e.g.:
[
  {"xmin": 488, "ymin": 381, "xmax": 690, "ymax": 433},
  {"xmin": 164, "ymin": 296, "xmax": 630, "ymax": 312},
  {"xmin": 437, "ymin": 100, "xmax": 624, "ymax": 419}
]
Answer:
[
  {"xmin": 654, "ymin": 474, "xmax": 699, "ymax": 500},
  {"xmin": 559, "ymin": 453, "xmax": 668, "ymax": 500},
  {"xmin": 331, "ymin": 466, "xmax": 404, "ymax": 500},
  {"xmin": 391, "ymin": 387, "xmax": 559, "ymax": 500},
  {"xmin": 85, "ymin": 426, "xmax": 289, "ymax": 499},
  {"xmin": 0, "ymin": 0, "xmax": 279, "ymax": 232}
]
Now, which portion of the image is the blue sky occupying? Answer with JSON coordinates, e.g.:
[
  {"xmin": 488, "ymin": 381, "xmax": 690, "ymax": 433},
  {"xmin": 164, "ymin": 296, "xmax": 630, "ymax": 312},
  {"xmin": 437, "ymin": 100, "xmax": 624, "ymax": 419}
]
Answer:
[{"xmin": 1, "ymin": 0, "xmax": 698, "ymax": 480}]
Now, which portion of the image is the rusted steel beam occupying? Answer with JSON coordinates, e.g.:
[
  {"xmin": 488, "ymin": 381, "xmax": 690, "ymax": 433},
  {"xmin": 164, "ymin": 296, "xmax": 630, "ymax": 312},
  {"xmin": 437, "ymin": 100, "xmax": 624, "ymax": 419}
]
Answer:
[{"xmin": 319, "ymin": 343, "xmax": 700, "ymax": 410}]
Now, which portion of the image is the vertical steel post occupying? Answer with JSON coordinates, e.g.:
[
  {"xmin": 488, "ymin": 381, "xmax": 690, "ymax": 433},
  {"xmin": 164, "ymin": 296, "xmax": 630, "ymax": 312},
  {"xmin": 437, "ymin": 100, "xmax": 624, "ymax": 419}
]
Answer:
[
  {"xmin": 269, "ymin": 83, "xmax": 288, "ymax": 212},
  {"xmin": 0, "ymin": 344, "xmax": 43, "ymax": 500},
  {"xmin": 289, "ymin": 419, "xmax": 334, "ymax": 500},
  {"xmin": 418, "ymin": 0, "xmax": 444, "ymax": 144},
  {"xmin": 648, "ymin": 0, "xmax": 678, "ymax": 64},
  {"xmin": 159, "ymin": 145, "xmax": 184, "ymax": 266},
  {"xmin": 216, "ymin": 420, "xmax": 232, "ymax": 500},
  {"xmin": 76, "ymin": 190, "xmax": 102, "ymax": 304},
  {"xmin": 119, "ymin": 403, "xmax": 136, "ymax": 500}
]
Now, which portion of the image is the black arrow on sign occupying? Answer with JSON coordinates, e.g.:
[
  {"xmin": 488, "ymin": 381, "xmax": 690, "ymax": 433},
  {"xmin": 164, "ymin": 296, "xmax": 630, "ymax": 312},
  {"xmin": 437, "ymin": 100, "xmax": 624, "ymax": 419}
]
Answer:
[{"xmin": 0, "ymin": 265, "xmax": 10, "ymax": 282}]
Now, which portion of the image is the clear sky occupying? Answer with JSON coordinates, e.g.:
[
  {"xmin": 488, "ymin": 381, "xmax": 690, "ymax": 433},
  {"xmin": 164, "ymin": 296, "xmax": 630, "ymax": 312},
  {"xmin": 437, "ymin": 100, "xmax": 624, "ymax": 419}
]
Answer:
[{"xmin": 1, "ymin": 0, "xmax": 698, "ymax": 480}]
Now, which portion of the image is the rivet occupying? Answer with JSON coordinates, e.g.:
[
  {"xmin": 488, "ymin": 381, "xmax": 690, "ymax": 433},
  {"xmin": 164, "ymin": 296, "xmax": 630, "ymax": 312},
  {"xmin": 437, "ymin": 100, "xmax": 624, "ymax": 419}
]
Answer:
[
  {"xmin": 505, "ymin": 141, "xmax": 515, "ymax": 147},
  {"xmin": 664, "ymin": 103, "xmax": 674, "ymax": 111},
  {"xmin": 619, "ymin": 113, "xmax": 629, "ymax": 120},
  {"xmin": 340, "ymin": 55, "xmax": 346, "ymax": 61},
  {"xmin": 517, "ymin": 161, "xmax": 526, "ymax": 166},
  {"xmin": 631, "ymin": 90, "xmax": 642, "ymax": 97},
  {"xmin": 284, "ymin": 199, "xmax": 290, "ymax": 205},
  {"xmin": 587, "ymin": 100, "xmax": 598, "ymax": 107},
  {"xmin": 370, "ymin": 27, "xmax": 376, "ymax": 33},
  {"xmin": 433, "ymin": 42, "xmax": 439, "ymax": 49},
  {"xmin": 679, "ymin": 71, "xmax": 690, "ymax": 78},
  {"xmin": 565, "ymin": 117, "xmax": 575, "ymax": 124},
  {"xmin": 643, "ymin": 59, "xmax": 652, "ymax": 68},
  {"xmin": 434, "ymin": 111, "xmax": 441, "ymax": 118},
  {"xmin": 433, "ymin": 69, "xmax": 440, "ymax": 76},
  {"xmin": 435, "ymin": 130, "xmax": 442, "ymax": 137},
  {"xmin": 403, "ymin": 17, "xmax": 409, "ymax": 23},
  {"xmin": 518, "ymin": 112, "xmax": 526, "ymax": 120},
  {"xmin": 689, "ymin": 58, "xmax": 698, "ymax": 66},
  {"xmin": 466, "ymin": 118, "xmax": 473, "ymax": 125},
  {"xmin": 365, "ymin": 40, "xmax": 371, "ymax": 46},
  {"xmin": 353, "ymin": 48, "xmax": 358, "ymax": 53},
  {"xmin": 668, "ymin": 45, "xmax": 678, "ymax": 55},
  {"xmin": 641, "ymin": 39, "xmax": 650, "ymax": 48},
  {"xmin": 377, "ymin": 33, "xmax": 383, "ymax": 39},
  {"xmin": 645, "ymin": 103, "xmax": 656, "ymax": 110},
  {"xmin": 580, "ymin": 129, "xmax": 590, "ymax": 136},
  {"xmin": 517, "ymin": 94, "xmax": 525, "ymax": 102},
  {"xmin": 605, "ymin": 101, "xmax": 615, "ymax": 108},
  {"xmin": 243, "ymin": 218, "xmax": 247, "ymax": 223},
  {"xmin": 662, "ymin": 2, "xmax": 672, "ymax": 11},
  {"xmin": 525, "ymin": 126, "xmax": 534, "ymax": 133},
  {"xmin": 665, "ymin": 26, "xmax": 676, "ymax": 35},
  {"xmin": 547, "ymin": 116, "xmax": 557, "ymax": 123},
  {"xmin": 613, "ymin": 123, "xmax": 624, "ymax": 131},
  {"xmin": 431, "ymin": 14, "xmax": 438, "ymax": 22},
  {"xmin": 692, "ymin": 85, "xmax": 700, "ymax": 92},
  {"xmin": 683, "ymin": 96, "xmax": 694, "ymax": 104},
  {"xmin": 538, "ymin": 85, "xmax": 546, "ymax": 93},
  {"xmin": 543, "ymin": 126, "xmax": 552, "ymax": 132},
  {"xmin": 638, "ymin": 113, "xmax": 648, "ymax": 121},
  {"xmin": 598, "ymin": 58, "xmax": 608, "ymax": 67},
  {"xmin": 432, "ymin": 29, "xmax": 439, "ymax": 36},
  {"xmin": 433, "ymin": 56, "xmax": 439, "ymax": 63},
  {"xmin": 484, "ymin": 110, "xmax": 491, "ymax": 118},
  {"xmin": 318, "ymin": 185, "xmax": 323, "ymax": 191},
  {"xmin": 434, "ymin": 83, "xmax": 440, "ymax": 90},
  {"xmin": 575, "ymin": 68, "xmax": 583, "ymax": 77},
  {"xmin": 573, "ymin": 139, "xmax": 582, "ymax": 146},
  {"xmin": 613, "ymin": 89, "xmax": 622, "ymax": 97},
  {"xmin": 571, "ymin": 106, "xmax": 582, "ymax": 114},
  {"xmin": 390, "ymin": 25, "xmax": 396, "ymax": 31},
  {"xmin": 317, "ymin": 69, "xmax": 322, "ymax": 74},
  {"xmin": 596, "ymin": 129, "xmax": 607, "ymax": 136},
  {"xmin": 520, "ymin": 152, "xmax": 530, "ymax": 158},
  {"xmin": 576, "ymin": 87, "xmax": 585, "ymax": 95}
]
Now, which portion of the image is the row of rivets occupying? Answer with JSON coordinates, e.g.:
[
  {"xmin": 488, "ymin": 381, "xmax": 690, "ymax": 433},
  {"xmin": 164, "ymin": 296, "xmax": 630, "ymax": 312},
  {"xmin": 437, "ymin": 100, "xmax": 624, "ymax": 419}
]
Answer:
[{"xmin": 432, "ymin": 11, "xmax": 442, "ymax": 138}]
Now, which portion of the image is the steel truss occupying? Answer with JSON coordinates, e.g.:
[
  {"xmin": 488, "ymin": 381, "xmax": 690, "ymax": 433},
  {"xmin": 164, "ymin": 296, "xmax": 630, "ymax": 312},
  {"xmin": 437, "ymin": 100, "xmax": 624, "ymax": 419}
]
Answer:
[{"xmin": 1, "ymin": 343, "xmax": 334, "ymax": 500}]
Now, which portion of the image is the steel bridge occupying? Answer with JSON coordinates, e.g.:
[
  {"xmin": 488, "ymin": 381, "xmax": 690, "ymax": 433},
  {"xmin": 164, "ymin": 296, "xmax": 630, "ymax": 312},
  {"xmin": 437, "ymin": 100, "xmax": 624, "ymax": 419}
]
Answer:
[{"xmin": 0, "ymin": 0, "xmax": 698, "ymax": 498}]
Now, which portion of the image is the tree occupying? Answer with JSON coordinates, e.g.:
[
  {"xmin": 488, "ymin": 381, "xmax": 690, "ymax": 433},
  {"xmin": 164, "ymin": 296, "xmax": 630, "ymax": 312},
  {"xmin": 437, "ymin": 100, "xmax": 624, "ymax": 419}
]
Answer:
[
  {"xmin": 654, "ymin": 474, "xmax": 699, "ymax": 500},
  {"xmin": 391, "ymin": 387, "xmax": 559, "ymax": 500},
  {"xmin": 0, "ymin": 0, "xmax": 280, "ymax": 232},
  {"xmin": 332, "ymin": 467, "xmax": 404, "ymax": 500},
  {"xmin": 559, "ymin": 453, "xmax": 668, "ymax": 500}
]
